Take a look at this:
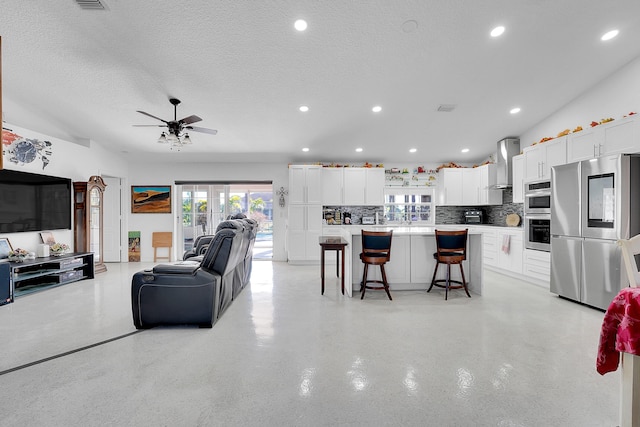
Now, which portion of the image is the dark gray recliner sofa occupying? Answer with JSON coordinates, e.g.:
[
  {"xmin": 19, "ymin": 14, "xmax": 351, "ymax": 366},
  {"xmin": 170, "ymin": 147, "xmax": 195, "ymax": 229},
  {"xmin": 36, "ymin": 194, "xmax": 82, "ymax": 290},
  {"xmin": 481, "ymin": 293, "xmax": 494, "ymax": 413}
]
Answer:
[{"xmin": 131, "ymin": 227, "xmax": 244, "ymax": 329}]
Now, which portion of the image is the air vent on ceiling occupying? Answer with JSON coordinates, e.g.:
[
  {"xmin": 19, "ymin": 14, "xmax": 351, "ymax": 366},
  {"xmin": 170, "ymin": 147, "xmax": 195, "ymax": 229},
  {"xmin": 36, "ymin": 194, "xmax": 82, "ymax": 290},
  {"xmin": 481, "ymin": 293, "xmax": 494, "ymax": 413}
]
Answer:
[
  {"xmin": 437, "ymin": 104, "xmax": 457, "ymax": 112},
  {"xmin": 76, "ymin": 0, "xmax": 106, "ymax": 10}
]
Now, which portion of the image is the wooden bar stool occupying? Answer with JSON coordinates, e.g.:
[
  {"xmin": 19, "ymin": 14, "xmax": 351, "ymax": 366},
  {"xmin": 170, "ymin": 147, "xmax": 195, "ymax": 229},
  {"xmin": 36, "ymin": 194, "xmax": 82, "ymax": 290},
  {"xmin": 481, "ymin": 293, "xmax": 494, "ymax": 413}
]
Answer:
[
  {"xmin": 152, "ymin": 232, "xmax": 172, "ymax": 262},
  {"xmin": 428, "ymin": 229, "xmax": 470, "ymax": 300},
  {"xmin": 360, "ymin": 230, "xmax": 393, "ymax": 300}
]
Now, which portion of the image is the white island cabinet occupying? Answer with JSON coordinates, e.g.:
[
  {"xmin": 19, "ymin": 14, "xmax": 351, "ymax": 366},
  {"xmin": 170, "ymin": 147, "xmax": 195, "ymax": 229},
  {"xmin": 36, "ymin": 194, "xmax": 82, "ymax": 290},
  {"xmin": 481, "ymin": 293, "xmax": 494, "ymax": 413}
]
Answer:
[{"xmin": 335, "ymin": 226, "xmax": 483, "ymax": 297}]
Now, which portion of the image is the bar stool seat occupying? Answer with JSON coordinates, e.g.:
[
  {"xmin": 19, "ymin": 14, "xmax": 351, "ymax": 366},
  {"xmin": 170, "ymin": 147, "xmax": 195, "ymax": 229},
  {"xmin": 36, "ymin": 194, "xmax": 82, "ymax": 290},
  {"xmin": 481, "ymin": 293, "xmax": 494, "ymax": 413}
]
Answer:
[
  {"xmin": 428, "ymin": 229, "xmax": 470, "ymax": 300},
  {"xmin": 360, "ymin": 230, "xmax": 393, "ymax": 300}
]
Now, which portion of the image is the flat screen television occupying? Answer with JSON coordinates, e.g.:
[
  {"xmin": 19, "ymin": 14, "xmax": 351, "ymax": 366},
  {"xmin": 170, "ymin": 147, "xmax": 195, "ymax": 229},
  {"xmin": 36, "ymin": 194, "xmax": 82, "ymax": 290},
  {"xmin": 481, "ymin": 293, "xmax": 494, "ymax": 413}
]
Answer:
[{"xmin": 0, "ymin": 169, "xmax": 72, "ymax": 233}]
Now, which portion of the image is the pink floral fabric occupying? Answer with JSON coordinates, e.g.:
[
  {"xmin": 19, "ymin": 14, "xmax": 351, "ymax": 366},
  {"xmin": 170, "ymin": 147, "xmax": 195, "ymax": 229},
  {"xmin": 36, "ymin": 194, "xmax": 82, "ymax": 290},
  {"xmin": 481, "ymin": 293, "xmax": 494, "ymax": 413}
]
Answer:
[{"xmin": 596, "ymin": 287, "xmax": 640, "ymax": 375}]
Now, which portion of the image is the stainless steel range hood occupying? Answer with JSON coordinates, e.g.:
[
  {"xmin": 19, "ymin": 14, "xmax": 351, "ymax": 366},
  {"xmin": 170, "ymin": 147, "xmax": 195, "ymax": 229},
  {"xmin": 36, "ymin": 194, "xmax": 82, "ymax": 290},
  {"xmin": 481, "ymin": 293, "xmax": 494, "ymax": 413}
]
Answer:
[{"xmin": 492, "ymin": 137, "xmax": 520, "ymax": 189}]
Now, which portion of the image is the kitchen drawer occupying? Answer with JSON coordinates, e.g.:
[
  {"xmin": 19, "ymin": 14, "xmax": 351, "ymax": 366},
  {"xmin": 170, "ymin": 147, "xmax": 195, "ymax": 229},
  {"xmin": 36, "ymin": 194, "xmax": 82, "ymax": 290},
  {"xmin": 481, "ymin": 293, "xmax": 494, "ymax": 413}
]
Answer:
[{"xmin": 523, "ymin": 249, "xmax": 550, "ymax": 283}]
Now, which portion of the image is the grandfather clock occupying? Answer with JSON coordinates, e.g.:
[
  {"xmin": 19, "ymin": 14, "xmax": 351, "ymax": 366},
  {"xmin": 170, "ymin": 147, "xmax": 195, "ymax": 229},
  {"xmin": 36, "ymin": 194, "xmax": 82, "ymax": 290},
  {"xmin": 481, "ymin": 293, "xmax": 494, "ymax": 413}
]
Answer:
[{"xmin": 74, "ymin": 176, "xmax": 107, "ymax": 274}]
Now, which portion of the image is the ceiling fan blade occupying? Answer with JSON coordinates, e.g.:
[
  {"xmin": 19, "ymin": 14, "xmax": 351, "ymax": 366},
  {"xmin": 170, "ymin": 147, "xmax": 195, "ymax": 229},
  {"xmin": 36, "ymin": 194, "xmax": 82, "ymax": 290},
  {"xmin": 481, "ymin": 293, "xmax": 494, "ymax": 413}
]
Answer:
[
  {"xmin": 136, "ymin": 110, "xmax": 168, "ymax": 123},
  {"xmin": 187, "ymin": 126, "xmax": 218, "ymax": 135},
  {"xmin": 179, "ymin": 115, "xmax": 202, "ymax": 125}
]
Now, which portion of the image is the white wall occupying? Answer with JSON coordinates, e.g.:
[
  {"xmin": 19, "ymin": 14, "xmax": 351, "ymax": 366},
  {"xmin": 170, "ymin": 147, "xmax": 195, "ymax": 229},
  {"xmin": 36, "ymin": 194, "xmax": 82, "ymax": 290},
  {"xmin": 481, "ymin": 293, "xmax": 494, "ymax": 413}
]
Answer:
[
  {"xmin": 1, "ymin": 123, "xmax": 128, "ymax": 255},
  {"xmin": 127, "ymin": 161, "xmax": 289, "ymax": 262},
  {"xmin": 520, "ymin": 56, "xmax": 640, "ymax": 150}
]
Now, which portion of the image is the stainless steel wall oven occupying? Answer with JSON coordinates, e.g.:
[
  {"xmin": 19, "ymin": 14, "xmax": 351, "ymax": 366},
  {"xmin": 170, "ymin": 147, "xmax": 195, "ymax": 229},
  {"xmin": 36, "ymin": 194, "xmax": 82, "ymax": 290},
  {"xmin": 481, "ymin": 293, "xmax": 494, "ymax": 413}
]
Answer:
[{"xmin": 524, "ymin": 179, "xmax": 551, "ymax": 251}]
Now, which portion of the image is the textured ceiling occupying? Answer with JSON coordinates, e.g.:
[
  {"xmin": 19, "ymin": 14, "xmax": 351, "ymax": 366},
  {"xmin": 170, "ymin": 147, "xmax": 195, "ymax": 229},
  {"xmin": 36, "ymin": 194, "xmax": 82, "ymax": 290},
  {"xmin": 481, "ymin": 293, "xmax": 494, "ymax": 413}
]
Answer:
[{"xmin": 2, "ymin": 0, "xmax": 640, "ymax": 165}]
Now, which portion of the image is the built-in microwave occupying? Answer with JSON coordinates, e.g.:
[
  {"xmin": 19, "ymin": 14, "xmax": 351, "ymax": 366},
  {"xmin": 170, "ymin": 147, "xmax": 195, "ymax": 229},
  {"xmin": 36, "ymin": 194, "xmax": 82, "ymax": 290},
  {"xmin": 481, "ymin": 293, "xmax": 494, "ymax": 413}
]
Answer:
[{"xmin": 524, "ymin": 180, "xmax": 551, "ymax": 214}]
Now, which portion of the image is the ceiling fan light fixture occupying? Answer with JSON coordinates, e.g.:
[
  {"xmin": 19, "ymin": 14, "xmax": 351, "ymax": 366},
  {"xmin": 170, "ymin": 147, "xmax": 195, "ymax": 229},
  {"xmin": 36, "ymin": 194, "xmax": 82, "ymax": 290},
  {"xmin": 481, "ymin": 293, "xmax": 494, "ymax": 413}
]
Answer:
[
  {"xmin": 182, "ymin": 133, "xmax": 192, "ymax": 144},
  {"xmin": 157, "ymin": 132, "xmax": 168, "ymax": 143}
]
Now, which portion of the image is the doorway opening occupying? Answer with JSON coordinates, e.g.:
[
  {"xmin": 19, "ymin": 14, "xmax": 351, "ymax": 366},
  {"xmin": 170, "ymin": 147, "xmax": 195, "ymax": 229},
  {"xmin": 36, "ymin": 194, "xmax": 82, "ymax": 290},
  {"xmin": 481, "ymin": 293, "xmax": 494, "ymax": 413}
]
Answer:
[{"xmin": 177, "ymin": 182, "xmax": 273, "ymax": 260}]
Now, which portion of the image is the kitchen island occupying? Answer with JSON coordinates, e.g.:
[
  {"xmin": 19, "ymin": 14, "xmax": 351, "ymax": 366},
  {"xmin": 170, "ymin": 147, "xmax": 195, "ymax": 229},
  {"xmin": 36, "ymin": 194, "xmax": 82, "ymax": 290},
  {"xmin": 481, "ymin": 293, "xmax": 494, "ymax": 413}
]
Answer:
[{"xmin": 322, "ymin": 226, "xmax": 483, "ymax": 298}]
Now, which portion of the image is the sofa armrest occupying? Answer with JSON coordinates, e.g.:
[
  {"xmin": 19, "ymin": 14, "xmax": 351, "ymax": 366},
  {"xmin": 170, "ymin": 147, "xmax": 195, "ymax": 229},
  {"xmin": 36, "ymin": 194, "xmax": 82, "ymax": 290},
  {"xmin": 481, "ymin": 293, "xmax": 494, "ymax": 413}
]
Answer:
[{"xmin": 153, "ymin": 262, "xmax": 201, "ymax": 275}]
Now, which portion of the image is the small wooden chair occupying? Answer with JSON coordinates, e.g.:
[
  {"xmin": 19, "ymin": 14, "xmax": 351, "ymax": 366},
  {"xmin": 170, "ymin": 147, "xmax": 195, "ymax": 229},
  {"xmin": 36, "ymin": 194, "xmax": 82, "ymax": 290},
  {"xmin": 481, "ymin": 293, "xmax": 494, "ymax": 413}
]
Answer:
[{"xmin": 152, "ymin": 232, "xmax": 172, "ymax": 262}]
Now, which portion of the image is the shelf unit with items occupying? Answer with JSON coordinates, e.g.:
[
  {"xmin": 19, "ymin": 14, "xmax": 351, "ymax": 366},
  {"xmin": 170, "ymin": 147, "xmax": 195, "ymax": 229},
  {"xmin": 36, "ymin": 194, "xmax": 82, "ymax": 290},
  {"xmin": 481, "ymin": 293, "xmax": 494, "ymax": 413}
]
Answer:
[
  {"xmin": 6, "ymin": 252, "xmax": 95, "ymax": 299},
  {"xmin": 384, "ymin": 188, "xmax": 435, "ymax": 224},
  {"xmin": 384, "ymin": 167, "xmax": 437, "ymax": 188}
]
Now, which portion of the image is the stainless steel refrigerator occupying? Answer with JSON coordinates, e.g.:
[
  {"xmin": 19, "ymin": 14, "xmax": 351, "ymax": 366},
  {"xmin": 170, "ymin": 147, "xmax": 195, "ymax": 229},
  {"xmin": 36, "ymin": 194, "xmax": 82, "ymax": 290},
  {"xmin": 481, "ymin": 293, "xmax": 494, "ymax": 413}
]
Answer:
[{"xmin": 550, "ymin": 154, "xmax": 640, "ymax": 310}]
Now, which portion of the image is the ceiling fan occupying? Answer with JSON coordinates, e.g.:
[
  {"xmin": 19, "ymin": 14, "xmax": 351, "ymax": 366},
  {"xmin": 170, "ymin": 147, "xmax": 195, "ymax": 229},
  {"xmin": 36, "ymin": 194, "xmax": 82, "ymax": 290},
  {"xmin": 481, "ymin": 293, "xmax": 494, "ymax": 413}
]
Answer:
[{"xmin": 134, "ymin": 98, "xmax": 217, "ymax": 146}]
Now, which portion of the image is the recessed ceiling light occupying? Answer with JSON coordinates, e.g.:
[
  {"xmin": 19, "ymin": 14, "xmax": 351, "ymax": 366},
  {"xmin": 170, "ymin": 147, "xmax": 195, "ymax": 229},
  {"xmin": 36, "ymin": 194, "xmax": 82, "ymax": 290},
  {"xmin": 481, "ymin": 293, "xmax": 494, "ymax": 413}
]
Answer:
[
  {"xmin": 299, "ymin": 105, "xmax": 309, "ymax": 112},
  {"xmin": 461, "ymin": 148, "xmax": 470, "ymax": 153},
  {"xmin": 490, "ymin": 26, "xmax": 505, "ymax": 37},
  {"xmin": 409, "ymin": 148, "xmax": 417, "ymax": 153},
  {"xmin": 372, "ymin": 105, "xmax": 382, "ymax": 113},
  {"xmin": 355, "ymin": 148, "xmax": 363, "ymax": 152},
  {"xmin": 294, "ymin": 19, "xmax": 308, "ymax": 32},
  {"xmin": 302, "ymin": 147, "xmax": 310, "ymax": 152},
  {"xmin": 510, "ymin": 107, "xmax": 521, "ymax": 114},
  {"xmin": 601, "ymin": 29, "xmax": 619, "ymax": 41}
]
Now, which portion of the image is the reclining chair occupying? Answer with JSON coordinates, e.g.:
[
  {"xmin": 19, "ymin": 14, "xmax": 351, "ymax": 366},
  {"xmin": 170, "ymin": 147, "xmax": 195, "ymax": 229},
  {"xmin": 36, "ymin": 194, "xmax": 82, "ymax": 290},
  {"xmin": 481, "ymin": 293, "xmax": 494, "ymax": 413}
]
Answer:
[
  {"xmin": 216, "ymin": 219, "xmax": 248, "ymax": 298},
  {"xmin": 131, "ymin": 228, "xmax": 242, "ymax": 329},
  {"xmin": 183, "ymin": 234, "xmax": 215, "ymax": 260}
]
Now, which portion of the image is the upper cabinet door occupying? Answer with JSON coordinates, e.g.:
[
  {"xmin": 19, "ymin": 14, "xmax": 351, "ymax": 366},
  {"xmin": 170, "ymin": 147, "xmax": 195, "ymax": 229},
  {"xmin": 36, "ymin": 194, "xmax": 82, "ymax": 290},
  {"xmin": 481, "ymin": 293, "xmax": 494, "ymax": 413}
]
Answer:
[
  {"xmin": 544, "ymin": 136, "xmax": 567, "ymax": 178},
  {"xmin": 322, "ymin": 168, "xmax": 344, "ymax": 205},
  {"xmin": 567, "ymin": 128, "xmax": 603, "ymax": 163},
  {"xmin": 364, "ymin": 168, "xmax": 385, "ymax": 205},
  {"xmin": 343, "ymin": 168, "xmax": 367, "ymax": 205},
  {"xmin": 602, "ymin": 116, "xmax": 639, "ymax": 156},
  {"xmin": 523, "ymin": 145, "xmax": 543, "ymax": 182},
  {"xmin": 305, "ymin": 165, "xmax": 323, "ymax": 204}
]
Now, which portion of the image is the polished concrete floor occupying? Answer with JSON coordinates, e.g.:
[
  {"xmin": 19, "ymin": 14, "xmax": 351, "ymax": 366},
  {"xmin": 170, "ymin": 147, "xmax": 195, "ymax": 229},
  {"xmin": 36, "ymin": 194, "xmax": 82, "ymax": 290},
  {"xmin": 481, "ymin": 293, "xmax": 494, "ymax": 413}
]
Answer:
[{"xmin": 0, "ymin": 261, "xmax": 620, "ymax": 426}]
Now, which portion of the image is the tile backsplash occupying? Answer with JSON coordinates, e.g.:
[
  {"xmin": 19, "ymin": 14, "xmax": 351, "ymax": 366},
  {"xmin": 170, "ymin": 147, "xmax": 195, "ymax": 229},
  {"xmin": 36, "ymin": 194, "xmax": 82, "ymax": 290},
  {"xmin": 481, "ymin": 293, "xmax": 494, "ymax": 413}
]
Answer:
[
  {"xmin": 435, "ymin": 188, "xmax": 524, "ymax": 226},
  {"xmin": 323, "ymin": 205, "xmax": 384, "ymax": 225}
]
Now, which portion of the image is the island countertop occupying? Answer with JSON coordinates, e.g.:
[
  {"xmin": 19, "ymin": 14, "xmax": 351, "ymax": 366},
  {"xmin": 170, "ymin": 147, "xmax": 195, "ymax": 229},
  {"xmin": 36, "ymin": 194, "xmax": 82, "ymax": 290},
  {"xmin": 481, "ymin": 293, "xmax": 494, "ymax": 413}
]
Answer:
[{"xmin": 323, "ymin": 226, "xmax": 483, "ymax": 298}]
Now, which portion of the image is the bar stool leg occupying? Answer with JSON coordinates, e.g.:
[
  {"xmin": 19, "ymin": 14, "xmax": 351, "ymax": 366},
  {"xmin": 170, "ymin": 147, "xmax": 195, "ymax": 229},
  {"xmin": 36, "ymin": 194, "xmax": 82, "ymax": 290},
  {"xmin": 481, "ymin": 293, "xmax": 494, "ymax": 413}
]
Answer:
[
  {"xmin": 460, "ymin": 263, "xmax": 470, "ymax": 297},
  {"xmin": 361, "ymin": 264, "xmax": 369, "ymax": 299},
  {"xmin": 380, "ymin": 265, "xmax": 392, "ymax": 301},
  {"xmin": 428, "ymin": 261, "xmax": 439, "ymax": 293},
  {"xmin": 321, "ymin": 248, "xmax": 325, "ymax": 295}
]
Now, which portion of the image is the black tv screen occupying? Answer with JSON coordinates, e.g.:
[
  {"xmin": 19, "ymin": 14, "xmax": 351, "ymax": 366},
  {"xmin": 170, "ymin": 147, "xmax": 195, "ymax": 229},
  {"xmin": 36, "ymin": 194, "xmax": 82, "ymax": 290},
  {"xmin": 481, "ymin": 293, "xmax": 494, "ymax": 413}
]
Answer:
[{"xmin": 0, "ymin": 169, "xmax": 72, "ymax": 233}]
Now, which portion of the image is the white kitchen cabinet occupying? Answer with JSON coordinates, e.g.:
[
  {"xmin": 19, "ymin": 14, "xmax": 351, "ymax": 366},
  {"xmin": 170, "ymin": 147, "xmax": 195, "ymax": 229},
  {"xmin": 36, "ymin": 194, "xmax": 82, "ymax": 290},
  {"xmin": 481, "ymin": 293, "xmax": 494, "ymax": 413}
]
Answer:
[
  {"xmin": 344, "ymin": 168, "xmax": 367, "ymax": 204},
  {"xmin": 322, "ymin": 167, "xmax": 343, "ymax": 205},
  {"xmin": 323, "ymin": 167, "xmax": 385, "ymax": 206},
  {"xmin": 477, "ymin": 164, "xmax": 502, "ymax": 205},
  {"xmin": 364, "ymin": 167, "xmax": 385, "ymax": 205},
  {"xmin": 437, "ymin": 168, "xmax": 464, "ymax": 205},
  {"xmin": 523, "ymin": 136, "xmax": 567, "ymax": 181},
  {"xmin": 352, "ymin": 234, "xmax": 411, "ymax": 286},
  {"xmin": 523, "ymin": 248, "xmax": 550, "ymax": 286},
  {"xmin": 512, "ymin": 154, "xmax": 524, "ymax": 203},
  {"xmin": 437, "ymin": 165, "xmax": 501, "ymax": 206},
  {"xmin": 287, "ymin": 204, "xmax": 322, "ymax": 262},
  {"xmin": 496, "ymin": 230, "xmax": 523, "ymax": 274},
  {"xmin": 567, "ymin": 127, "xmax": 602, "ymax": 162},
  {"xmin": 481, "ymin": 228, "xmax": 498, "ymax": 267},
  {"xmin": 603, "ymin": 116, "xmax": 639, "ymax": 155},
  {"xmin": 289, "ymin": 165, "xmax": 322, "ymax": 205},
  {"xmin": 567, "ymin": 116, "xmax": 639, "ymax": 163}
]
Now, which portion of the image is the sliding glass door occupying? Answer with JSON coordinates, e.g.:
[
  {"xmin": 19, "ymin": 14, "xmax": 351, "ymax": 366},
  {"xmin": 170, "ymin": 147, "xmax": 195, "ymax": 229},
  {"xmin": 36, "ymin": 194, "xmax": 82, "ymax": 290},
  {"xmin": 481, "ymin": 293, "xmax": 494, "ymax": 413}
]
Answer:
[{"xmin": 177, "ymin": 183, "xmax": 273, "ymax": 259}]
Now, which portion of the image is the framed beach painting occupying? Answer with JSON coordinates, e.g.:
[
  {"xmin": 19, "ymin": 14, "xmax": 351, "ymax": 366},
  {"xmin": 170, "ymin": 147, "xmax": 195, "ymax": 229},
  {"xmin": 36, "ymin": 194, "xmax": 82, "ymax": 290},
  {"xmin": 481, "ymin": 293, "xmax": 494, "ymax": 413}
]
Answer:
[
  {"xmin": 131, "ymin": 185, "xmax": 172, "ymax": 214},
  {"xmin": 0, "ymin": 238, "xmax": 13, "ymax": 259}
]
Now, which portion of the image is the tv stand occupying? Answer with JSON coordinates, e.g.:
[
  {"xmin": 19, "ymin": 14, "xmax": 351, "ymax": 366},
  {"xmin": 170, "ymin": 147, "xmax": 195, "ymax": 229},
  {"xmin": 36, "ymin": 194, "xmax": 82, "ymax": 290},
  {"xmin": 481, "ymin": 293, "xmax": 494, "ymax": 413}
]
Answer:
[{"xmin": 0, "ymin": 252, "xmax": 95, "ymax": 303}]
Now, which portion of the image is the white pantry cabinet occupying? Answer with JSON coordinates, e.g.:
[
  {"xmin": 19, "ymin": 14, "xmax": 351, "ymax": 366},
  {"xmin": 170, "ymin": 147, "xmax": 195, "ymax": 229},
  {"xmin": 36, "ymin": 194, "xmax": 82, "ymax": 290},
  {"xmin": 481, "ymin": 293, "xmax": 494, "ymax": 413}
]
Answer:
[{"xmin": 289, "ymin": 165, "xmax": 322, "ymax": 205}]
